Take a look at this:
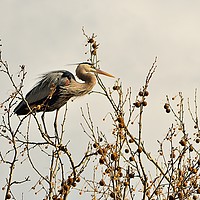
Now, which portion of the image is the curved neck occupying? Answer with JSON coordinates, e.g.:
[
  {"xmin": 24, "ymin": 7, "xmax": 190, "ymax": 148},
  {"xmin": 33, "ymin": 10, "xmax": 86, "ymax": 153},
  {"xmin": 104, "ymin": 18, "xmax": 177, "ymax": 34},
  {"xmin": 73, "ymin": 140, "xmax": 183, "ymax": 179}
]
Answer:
[{"xmin": 73, "ymin": 67, "xmax": 96, "ymax": 96}]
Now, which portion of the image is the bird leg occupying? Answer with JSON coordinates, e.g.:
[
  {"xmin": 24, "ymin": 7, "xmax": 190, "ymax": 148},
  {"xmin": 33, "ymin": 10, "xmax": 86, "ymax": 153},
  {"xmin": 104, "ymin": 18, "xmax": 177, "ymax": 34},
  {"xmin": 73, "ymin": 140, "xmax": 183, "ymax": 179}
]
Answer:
[
  {"xmin": 54, "ymin": 109, "xmax": 60, "ymax": 143},
  {"xmin": 41, "ymin": 112, "xmax": 53, "ymax": 143}
]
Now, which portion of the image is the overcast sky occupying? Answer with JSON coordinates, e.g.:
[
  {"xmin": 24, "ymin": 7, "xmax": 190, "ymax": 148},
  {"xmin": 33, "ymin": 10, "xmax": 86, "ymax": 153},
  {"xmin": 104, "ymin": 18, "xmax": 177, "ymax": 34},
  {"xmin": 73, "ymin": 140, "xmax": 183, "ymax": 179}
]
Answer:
[{"xmin": 1, "ymin": 1, "xmax": 200, "ymax": 199}]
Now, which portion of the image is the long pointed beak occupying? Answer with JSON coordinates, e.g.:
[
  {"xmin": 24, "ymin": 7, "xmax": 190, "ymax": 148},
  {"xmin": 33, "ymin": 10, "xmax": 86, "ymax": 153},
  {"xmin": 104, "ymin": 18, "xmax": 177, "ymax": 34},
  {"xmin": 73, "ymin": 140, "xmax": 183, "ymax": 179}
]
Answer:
[{"xmin": 92, "ymin": 68, "xmax": 115, "ymax": 78}]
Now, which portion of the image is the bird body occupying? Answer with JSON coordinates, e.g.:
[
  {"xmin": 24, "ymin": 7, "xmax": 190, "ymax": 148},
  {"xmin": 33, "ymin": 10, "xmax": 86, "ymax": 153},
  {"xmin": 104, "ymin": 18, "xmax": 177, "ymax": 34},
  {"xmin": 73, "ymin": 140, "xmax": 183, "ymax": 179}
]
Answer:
[{"xmin": 14, "ymin": 63, "xmax": 114, "ymax": 115}]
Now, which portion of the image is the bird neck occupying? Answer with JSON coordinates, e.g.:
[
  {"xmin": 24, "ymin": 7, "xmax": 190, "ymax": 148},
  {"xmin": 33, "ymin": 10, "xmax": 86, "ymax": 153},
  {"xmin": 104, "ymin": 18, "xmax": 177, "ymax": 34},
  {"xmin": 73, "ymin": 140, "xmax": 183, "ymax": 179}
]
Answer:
[
  {"xmin": 76, "ymin": 66, "xmax": 96, "ymax": 84},
  {"xmin": 74, "ymin": 68, "xmax": 97, "ymax": 96}
]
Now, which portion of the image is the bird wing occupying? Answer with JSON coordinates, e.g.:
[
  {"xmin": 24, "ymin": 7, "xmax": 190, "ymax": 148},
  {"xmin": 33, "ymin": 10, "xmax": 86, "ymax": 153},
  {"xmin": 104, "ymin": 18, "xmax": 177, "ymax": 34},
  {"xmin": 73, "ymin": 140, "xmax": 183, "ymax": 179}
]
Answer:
[{"xmin": 25, "ymin": 70, "xmax": 75, "ymax": 105}]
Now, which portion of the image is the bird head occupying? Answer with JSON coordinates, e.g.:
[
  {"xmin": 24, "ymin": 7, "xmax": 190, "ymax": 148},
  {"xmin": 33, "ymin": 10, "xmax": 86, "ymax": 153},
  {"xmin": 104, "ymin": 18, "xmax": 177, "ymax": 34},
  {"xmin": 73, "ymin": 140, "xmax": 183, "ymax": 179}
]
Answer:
[{"xmin": 77, "ymin": 62, "xmax": 115, "ymax": 78}]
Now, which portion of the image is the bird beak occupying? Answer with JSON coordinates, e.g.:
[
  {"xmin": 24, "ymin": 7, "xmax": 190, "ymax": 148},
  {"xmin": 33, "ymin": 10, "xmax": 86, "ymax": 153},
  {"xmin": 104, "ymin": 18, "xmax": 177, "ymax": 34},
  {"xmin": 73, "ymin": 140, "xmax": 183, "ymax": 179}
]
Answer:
[{"xmin": 92, "ymin": 68, "xmax": 115, "ymax": 78}]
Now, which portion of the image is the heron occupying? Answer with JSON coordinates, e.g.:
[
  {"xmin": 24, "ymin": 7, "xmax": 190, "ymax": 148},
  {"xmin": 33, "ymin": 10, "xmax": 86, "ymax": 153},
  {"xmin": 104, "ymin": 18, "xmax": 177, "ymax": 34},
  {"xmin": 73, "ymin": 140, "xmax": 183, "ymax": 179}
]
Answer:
[{"xmin": 14, "ymin": 62, "xmax": 114, "ymax": 116}]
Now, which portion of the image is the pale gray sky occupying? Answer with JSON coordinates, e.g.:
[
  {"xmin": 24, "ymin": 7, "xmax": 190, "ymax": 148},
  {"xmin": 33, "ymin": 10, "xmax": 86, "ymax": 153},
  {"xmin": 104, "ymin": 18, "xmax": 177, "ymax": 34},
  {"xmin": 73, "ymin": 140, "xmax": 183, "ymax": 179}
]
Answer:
[{"xmin": 1, "ymin": 0, "xmax": 200, "ymax": 199}]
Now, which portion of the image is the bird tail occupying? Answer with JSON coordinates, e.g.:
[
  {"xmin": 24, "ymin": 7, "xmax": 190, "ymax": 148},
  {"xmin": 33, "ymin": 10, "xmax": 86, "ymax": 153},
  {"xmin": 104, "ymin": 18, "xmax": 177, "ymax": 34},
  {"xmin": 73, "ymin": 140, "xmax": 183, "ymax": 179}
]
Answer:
[{"xmin": 14, "ymin": 101, "xmax": 29, "ymax": 115}]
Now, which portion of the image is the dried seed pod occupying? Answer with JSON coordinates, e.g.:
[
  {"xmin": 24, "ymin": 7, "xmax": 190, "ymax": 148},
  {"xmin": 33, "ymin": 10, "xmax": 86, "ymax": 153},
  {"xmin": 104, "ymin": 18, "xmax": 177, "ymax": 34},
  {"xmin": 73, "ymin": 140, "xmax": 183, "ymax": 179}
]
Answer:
[
  {"xmin": 110, "ymin": 192, "xmax": 115, "ymax": 198},
  {"xmin": 117, "ymin": 116, "xmax": 124, "ymax": 123},
  {"xmin": 125, "ymin": 148, "xmax": 129, "ymax": 153},
  {"xmin": 134, "ymin": 101, "xmax": 141, "ymax": 108},
  {"xmin": 196, "ymin": 138, "xmax": 200, "ymax": 143},
  {"xmin": 111, "ymin": 152, "xmax": 118, "ymax": 161},
  {"xmin": 189, "ymin": 145, "xmax": 194, "ymax": 152},
  {"xmin": 192, "ymin": 168, "xmax": 198, "ymax": 174},
  {"xmin": 188, "ymin": 166, "xmax": 193, "ymax": 171},
  {"xmin": 183, "ymin": 181, "xmax": 187, "ymax": 187},
  {"xmin": 102, "ymin": 148, "xmax": 107, "ymax": 155},
  {"xmin": 194, "ymin": 125, "xmax": 198, "ymax": 129},
  {"xmin": 123, "ymin": 181, "xmax": 129, "ymax": 186},
  {"xmin": 67, "ymin": 177, "xmax": 73, "ymax": 185},
  {"xmin": 72, "ymin": 182, "xmax": 77, "ymax": 187},
  {"xmin": 129, "ymin": 173, "xmax": 135, "ymax": 178},
  {"xmin": 179, "ymin": 139, "xmax": 187, "ymax": 146},
  {"xmin": 166, "ymin": 108, "xmax": 171, "ymax": 113},
  {"xmin": 98, "ymin": 148, "xmax": 104, "ymax": 155},
  {"xmin": 129, "ymin": 138, "xmax": 134, "ymax": 143},
  {"xmin": 76, "ymin": 177, "xmax": 81, "ymax": 182},
  {"xmin": 144, "ymin": 91, "xmax": 149, "ymax": 96},
  {"xmin": 91, "ymin": 50, "xmax": 96, "ymax": 55},
  {"xmin": 164, "ymin": 103, "xmax": 169, "ymax": 109},
  {"xmin": 142, "ymin": 101, "xmax": 147, "ymax": 106},
  {"xmin": 137, "ymin": 146, "xmax": 143, "ymax": 153},
  {"xmin": 99, "ymin": 156, "xmax": 106, "ymax": 164},
  {"xmin": 92, "ymin": 42, "xmax": 97, "ymax": 49},
  {"xmin": 119, "ymin": 123, "xmax": 125, "ymax": 128},
  {"xmin": 88, "ymin": 38, "xmax": 94, "ymax": 43},
  {"xmin": 178, "ymin": 192, "xmax": 183, "ymax": 199},
  {"xmin": 93, "ymin": 143, "xmax": 98, "ymax": 148},
  {"xmin": 154, "ymin": 190, "xmax": 159, "ymax": 196},
  {"xmin": 193, "ymin": 195, "xmax": 198, "ymax": 200},
  {"xmin": 99, "ymin": 179, "xmax": 106, "ymax": 186},
  {"xmin": 138, "ymin": 91, "xmax": 143, "ymax": 96},
  {"xmin": 105, "ymin": 168, "xmax": 111, "ymax": 173},
  {"xmin": 168, "ymin": 195, "xmax": 175, "ymax": 200},
  {"xmin": 129, "ymin": 156, "xmax": 135, "ymax": 162},
  {"xmin": 5, "ymin": 193, "xmax": 11, "ymax": 199},
  {"xmin": 170, "ymin": 151, "xmax": 175, "ymax": 158},
  {"xmin": 113, "ymin": 85, "xmax": 120, "ymax": 90}
]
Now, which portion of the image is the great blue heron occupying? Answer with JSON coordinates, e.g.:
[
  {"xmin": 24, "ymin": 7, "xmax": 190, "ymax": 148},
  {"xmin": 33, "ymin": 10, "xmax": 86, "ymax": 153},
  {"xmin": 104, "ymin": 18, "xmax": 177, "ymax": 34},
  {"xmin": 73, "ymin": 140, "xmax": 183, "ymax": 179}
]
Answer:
[{"xmin": 14, "ymin": 62, "xmax": 114, "ymax": 115}]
